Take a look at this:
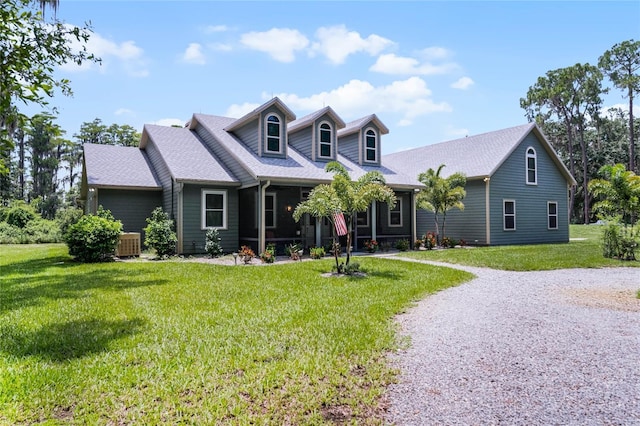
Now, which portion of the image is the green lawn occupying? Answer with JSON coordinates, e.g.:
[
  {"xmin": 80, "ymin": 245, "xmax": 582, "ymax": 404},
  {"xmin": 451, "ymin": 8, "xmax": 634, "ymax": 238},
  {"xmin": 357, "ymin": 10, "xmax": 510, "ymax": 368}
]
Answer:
[
  {"xmin": 399, "ymin": 225, "xmax": 639, "ymax": 271},
  {"xmin": 0, "ymin": 244, "xmax": 471, "ymax": 424}
]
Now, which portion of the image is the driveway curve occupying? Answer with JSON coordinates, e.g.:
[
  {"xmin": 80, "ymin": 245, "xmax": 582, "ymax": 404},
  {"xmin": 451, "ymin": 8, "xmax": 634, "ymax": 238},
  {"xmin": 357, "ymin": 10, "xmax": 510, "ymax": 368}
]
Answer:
[{"xmin": 386, "ymin": 261, "xmax": 640, "ymax": 425}]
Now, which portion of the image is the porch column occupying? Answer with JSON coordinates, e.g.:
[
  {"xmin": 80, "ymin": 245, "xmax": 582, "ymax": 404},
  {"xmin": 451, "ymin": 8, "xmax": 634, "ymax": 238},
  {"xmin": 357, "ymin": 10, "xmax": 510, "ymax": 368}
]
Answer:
[
  {"xmin": 411, "ymin": 190, "xmax": 417, "ymax": 244},
  {"xmin": 315, "ymin": 219, "xmax": 321, "ymax": 247},
  {"xmin": 259, "ymin": 180, "xmax": 271, "ymax": 253}
]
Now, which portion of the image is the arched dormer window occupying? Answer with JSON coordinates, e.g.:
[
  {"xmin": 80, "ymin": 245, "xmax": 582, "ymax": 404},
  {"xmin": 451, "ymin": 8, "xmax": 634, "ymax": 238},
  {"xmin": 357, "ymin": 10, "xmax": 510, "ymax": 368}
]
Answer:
[
  {"xmin": 318, "ymin": 122, "xmax": 332, "ymax": 158},
  {"xmin": 265, "ymin": 114, "xmax": 282, "ymax": 153},
  {"xmin": 526, "ymin": 147, "xmax": 537, "ymax": 185},
  {"xmin": 364, "ymin": 128, "xmax": 377, "ymax": 162}
]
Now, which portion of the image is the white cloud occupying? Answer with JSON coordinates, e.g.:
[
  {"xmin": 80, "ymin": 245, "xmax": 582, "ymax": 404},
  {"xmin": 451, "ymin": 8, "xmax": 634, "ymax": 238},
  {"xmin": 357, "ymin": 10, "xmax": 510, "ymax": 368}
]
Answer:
[
  {"xmin": 311, "ymin": 25, "xmax": 394, "ymax": 64},
  {"xmin": 224, "ymin": 102, "xmax": 261, "ymax": 118},
  {"xmin": 370, "ymin": 53, "xmax": 458, "ymax": 75},
  {"xmin": 114, "ymin": 108, "xmax": 134, "ymax": 116},
  {"xmin": 451, "ymin": 76, "xmax": 474, "ymax": 90},
  {"xmin": 420, "ymin": 47, "xmax": 451, "ymax": 60},
  {"xmin": 269, "ymin": 77, "xmax": 451, "ymax": 126},
  {"xmin": 204, "ymin": 25, "xmax": 229, "ymax": 34},
  {"xmin": 602, "ymin": 103, "xmax": 639, "ymax": 118},
  {"xmin": 182, "ymin": 43, "xmax": 206, "ymax": 65},
  {"xmin": 151, "ymin": 118, "xmax": 186, "ymax": 127},
  {"xmin": 209, "ymin": 42, "xmax": 233, "ymax": 52},
  {"xmin": 240, "ymin": 28, "xmax": 309, "ymax": 63},
  {"xmin": 59, "ymin": 27, "xmax": 149, "ymax": 77}
]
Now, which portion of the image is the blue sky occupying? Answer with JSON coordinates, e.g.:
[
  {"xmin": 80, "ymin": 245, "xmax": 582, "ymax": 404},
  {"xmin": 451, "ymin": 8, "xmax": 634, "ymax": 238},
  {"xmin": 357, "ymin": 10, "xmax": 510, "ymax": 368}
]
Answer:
[{"xmin": 39, "ymin": 1, "xmax": 640, "ymax": 154}]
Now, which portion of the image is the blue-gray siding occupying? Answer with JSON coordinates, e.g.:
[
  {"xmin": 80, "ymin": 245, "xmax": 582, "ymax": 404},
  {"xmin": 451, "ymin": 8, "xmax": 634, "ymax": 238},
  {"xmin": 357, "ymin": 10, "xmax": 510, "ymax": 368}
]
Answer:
[
  {"xmin": 416, "ymin": 179, "xmax": 488, "ymax": 244},
  {"xmin": 96, "ymin": 188, "xmax": 162, "ymax": 241},
  {"xmin": 288, "ymin": 127, "xmax": 312, "ymax": 159},
  {"xmin": 180, "ymin": 184, "xmax": 239, "ymax": 254},
  {"xmin": 489, "ymin": 133, "xmax": 570, "ymax": 245},
  {"xmin": 338, "ymin": 132, "xmax": 359, "ymax": 164},
  {"xmin": 231, "ymin": 118, "xmax": 260, "ymax": 155}
]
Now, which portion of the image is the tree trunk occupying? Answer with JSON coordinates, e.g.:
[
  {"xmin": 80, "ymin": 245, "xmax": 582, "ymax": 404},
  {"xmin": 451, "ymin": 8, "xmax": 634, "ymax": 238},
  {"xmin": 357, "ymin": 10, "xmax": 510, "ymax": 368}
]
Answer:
[
  {"xmin": 579, "ymin": 125, "xmax": 589, "ymax": 224},
  {"xmin": 629, "ymin": 88, "xmax": 635, "ymax": 173}
]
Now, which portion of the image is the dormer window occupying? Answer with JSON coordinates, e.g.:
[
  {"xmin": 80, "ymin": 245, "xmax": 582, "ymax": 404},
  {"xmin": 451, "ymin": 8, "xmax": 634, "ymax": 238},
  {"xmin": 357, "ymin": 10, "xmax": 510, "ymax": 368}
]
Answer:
[
  {"xmin": 526, "ymin": 147, "xmax": 537, "ymax": 185},
  {"xmin": 319, "ymin": 122, "xmax": 332, "ymax": 158},
  {"xmin": 265, "ymin": 114, "xmax": 282, "ymax": 153},
  {"xmin": 365, "ymin": 128, "xmax": 377, "ymax": 162}
]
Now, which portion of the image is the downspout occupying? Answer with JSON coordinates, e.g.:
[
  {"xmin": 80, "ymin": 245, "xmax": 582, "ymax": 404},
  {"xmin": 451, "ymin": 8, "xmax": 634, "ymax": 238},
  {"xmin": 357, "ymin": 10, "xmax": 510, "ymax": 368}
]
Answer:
[
  {"xmin": 484, "ymin": 177, "xmax": 491, "ymax": 245},
  {"xmin": 260, "ymin": 180, "xmax": 271, "ymax": 254},
  {"xmin": 176, "ymin": 181, "xmax": 184, "ymax": 254}
]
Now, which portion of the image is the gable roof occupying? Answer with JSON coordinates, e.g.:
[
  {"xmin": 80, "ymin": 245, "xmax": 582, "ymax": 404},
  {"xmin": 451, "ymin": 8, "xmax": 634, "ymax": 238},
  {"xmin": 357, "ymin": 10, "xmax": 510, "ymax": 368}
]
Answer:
[
  {"xmin": 140, "ymin": 124, "xmax": 239, "ymax": 185},
  {"xmin": 337, "ymin": 114, "xmax": 389, "ymax": 138},
  {"xmin": 83, "ymin": 143, "xmax": 161, "ymax": 189},
  {"xmin": 384, "ymin": 123, "xmax": 576, "ymax": 185},
  {"xmin": 287, "ymin": 106, "xmax": 346, "ymax": 134},
  {"xmin": 190, "ymin": 113, "xmax": 419, "ymax": 188},
  {"xmin": 223, "ymin": 97, "xmax": 296, "ymax": 132}
]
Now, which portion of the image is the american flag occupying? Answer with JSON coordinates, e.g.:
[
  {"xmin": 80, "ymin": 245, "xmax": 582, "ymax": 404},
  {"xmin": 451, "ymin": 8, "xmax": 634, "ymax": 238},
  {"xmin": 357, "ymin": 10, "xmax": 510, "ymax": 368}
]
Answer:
[{"xmin": 333, "ymin": 212, "xmax": 348, "ymax": 236}]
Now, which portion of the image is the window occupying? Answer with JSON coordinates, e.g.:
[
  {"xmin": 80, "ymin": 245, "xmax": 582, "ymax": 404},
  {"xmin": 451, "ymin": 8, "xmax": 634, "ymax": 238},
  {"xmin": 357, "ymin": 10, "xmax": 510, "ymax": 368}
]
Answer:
[
  {"xmin": 389, "ymin": 198, "xmax": 402, "ymax": 227},
  {"xmin": 318, "ymin": 122, "xmax": 332, "ymax": 158},
  {"xmin": 503, "ymin": 200, "xmax": 516, "ymax": 231},
  {"xmin": 357, "ymin": 209, "xmax": 369, "ymax": 227},
  {"xmin": 202, "ymin": 190, "xmax": 227, "ymax": 229},
  {"xmin": 265, "ymin": 114, "xmax": 282, "ymax": 153},
  {"xmin": 526, "ymin": 147, "xmax": 537, "ymax": 185},
  {"xmin": 548, "ymin": 201, "xmax": 558, "ymax": 230},
  {"xmin": 365, "ymin": 128, "xmax": 377, "ymax": 162},
  {"xmin": 265, "ymin": 193, "xmax": 276, "ymax": 228}
]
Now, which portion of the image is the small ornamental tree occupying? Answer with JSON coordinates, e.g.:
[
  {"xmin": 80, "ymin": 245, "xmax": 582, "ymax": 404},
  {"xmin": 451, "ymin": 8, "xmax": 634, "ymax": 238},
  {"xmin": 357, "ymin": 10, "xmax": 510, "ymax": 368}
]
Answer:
[
  {"xmin": 293, "ymin": 161, "xmax": 396, "ymax": 273},
  {"xmin": 64, "ymin": 207, "xmax": 122, "ymax": 262},
  {"xmin": 144, "ymin": 207, "xmax": 177, "ymax": 258},
  {"xmin": 204, "ymin": 228, "xmax": 224, "ymax": 258},
  {"xmin": 416, "ymin": 164, "xmax": 466, "ymax": 244}
]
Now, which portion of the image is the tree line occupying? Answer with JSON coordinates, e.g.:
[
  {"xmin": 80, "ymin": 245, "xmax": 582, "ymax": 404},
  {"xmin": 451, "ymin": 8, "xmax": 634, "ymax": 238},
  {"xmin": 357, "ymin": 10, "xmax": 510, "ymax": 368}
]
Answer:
[
  {"xmin": 520, "ymin": 39, "xmax": 639, "ymax": 224},
  {"xmin": 0, "ymin": 116, "xmax": 141, "ymax": 218}
]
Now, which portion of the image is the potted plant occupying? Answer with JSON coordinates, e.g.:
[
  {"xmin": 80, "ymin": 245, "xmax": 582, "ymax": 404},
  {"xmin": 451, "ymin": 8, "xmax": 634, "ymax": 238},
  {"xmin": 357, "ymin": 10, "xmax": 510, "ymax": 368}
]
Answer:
[{"xmin": 363, "ymin": 239, "xmax": 379, "ymax": 253}]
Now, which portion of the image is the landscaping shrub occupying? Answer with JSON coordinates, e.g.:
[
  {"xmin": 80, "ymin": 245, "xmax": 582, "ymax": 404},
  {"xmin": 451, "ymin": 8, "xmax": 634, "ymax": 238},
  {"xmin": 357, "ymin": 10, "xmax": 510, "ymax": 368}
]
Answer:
[
  {"xmin": 5, "ymin": 201, "xmax": 37, "ymax": 228},
  {"xmin": 0, "ymin": 221, "xmax": 25, "ymax": 244},
  {"xmin": 204, "ymin": 228, "xmax": 224, "ymax": 258},
  {"xmin": 260, "ymin": 243, "xmax": 276, "ymax": 263},
  {"xmin": 238, "ymin": 245, "xmax": 255, "ymax": 264},
  {"xmin": 424, "ymin": 232, "xmax": 436, "ymax": 250},
  {"xmin": 395, "ymin": 239, "xmax": 410, "ymax": 251},
  {"xmin": 56, "ymin": 207, "xmax": 84, "ymax": 237},
  {"xmin": 285, "ymin": 243, "xmax": 302, "ymax": 260},
  {"xmin": 364, "ymin": 239, "xmax": 379, "ymax": 253},
  {"xmin": 24, "ymin": 219, "xmax": 62, "ymax": 243},
  {"xmin": 602, "ymin": 221, "xmax": 638, "ymax": 261},
  {"xmin": 144, "ymin": 207, "xmax": 177, "ymax": 258},
  {"xmin": 65, "ymin": 208, "xmax": 122, "ymax": 262},
  {"xmin": 310, "ymin": 246, "xmax": 325, "ymax": 259}
]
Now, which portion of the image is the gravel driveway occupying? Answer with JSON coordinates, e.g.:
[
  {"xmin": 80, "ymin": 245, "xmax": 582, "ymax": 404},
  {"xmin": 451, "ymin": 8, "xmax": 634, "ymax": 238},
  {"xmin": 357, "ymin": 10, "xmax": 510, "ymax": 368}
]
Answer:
[{"xmin": 386, "ymin": 261, "xmax": 640, "ymax": 425}]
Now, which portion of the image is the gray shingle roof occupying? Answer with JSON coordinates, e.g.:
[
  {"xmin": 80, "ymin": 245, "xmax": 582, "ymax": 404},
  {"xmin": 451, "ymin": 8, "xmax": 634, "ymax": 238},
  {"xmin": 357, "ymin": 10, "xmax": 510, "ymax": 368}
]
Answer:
[
  {"xmin": 287, "ymin": 106, "xmax": 346, "ymax": 133},
  {"xmin": 223, "ymin": 97, "xmax": 296, "ymax": 132},
  {"xmin": 142, "ymin": 124, "xmax": 239, "ymax": 184},
  {"xmin": 83, "ymin": 143, "xmax": 161, "ymax": 189},
  {"xmin": 338, "ymin": 114, "xmax": 389, "ymax": 137},
  {"xmin": 192, "ymin": 113, "xmax": 418, "ymax": 188},
  {"xmin": 384, "ymin": 123, "xmax": 575, "ymax": 185}
]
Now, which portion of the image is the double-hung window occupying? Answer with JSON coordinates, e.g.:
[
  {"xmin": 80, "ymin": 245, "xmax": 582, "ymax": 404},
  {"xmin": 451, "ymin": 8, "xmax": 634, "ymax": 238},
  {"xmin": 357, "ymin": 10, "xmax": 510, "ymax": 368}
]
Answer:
[
  {"xmin": 202, "ymin": 190, "xmax": 227, "ymax": 229},
  {"xmin": 503, "ymin": 200, "xmax": 516, "ymax": 231},
  {"xmin": 526, "ymin": 147, "xmax": 537, "ymax": 185},
  {"xmin": 319, "ymin": 122, "xmax": 332, "ymax": 158},
  {"xmin": 548, "ymin": 201, "xmax": 558, "ymax": 230},
  {"xmin": 356, "ymin": 209, "xmax": 369, "ymax": 227},
  {"xmin": 389, "ymin": 198, "xmax": 402, "ymax": 227},
  {"xmin": 265, "ymin": 193, "xmax": 276, "ymax": 228},
  {"xmin": 265, "ymin": 114, "xmax": 282, "ymax": 153},
  {"xmin": 365, "ymin": 128, "xmax": 377, "ymax": 162}
]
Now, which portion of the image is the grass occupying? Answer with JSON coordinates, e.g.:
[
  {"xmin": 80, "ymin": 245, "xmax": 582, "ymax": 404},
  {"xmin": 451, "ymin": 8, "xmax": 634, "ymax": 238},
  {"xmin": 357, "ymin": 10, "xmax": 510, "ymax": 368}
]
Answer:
[
  {"xmin": 400, "ymin": 225, "xmax": 639, "ymax": 271},
  {"xmin": 0, "ymin": 244, "xmax": 472, "ymax": 425}
]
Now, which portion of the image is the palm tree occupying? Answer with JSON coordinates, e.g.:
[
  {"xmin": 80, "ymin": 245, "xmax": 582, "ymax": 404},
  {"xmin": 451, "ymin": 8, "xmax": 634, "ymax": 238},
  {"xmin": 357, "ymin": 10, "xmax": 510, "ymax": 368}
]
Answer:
[
  {"xmin": 589, "ymin": 163, "xmax": 640, "ymax": 225},
  {"xmin": 294, "ymin": 161, "xmax": 396, "ymax": 272},
  {"xmin": 416, "ymin": 164, "xmax": 466, "ymax": 244}
]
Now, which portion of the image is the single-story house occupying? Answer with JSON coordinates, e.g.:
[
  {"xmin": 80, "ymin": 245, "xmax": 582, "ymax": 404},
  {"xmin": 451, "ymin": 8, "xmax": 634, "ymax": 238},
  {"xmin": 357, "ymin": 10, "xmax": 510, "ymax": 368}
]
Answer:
[
  {"xmin": 81, "ymin": 98, "xmax": 419, "ymax": 254},
  {"xmin": 383, "ymin": 123, "xmax": 577, "ymax": 245}
]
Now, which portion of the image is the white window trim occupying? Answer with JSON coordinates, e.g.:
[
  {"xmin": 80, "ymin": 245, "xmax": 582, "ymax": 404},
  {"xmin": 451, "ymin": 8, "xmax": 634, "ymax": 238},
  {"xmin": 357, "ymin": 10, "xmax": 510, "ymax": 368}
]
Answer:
[
  {"xmin": 318, "ymin": 121, "xmax": 333, "ymax": 159},
  {"xmin": 357, "ymin": 209, "xmax": 369, "ymax": 228},
  {"xmin": 264, "ymin": 113, "xmax": 283, "ymax": 154},
  {"xmin": 388, "ymin": 198, "xmax": 403, "ymax": 227},
  {"xmin": 548, "ymin": 201, "xmax": 558, "ymax": 230},
  {"xmin": 364, "ymin": 127, "xmax": 377, "ymax": 163},
  {"xmin": 526, "ymin": 147, "xmax": 537, "ymax": 185},
  {"xmin": 503, "ymin": 199, "xmax": 516, "ymax": 231},
  {"xmin": 202, "ymin": 189, "xmax": 228, "ymax": 230}
]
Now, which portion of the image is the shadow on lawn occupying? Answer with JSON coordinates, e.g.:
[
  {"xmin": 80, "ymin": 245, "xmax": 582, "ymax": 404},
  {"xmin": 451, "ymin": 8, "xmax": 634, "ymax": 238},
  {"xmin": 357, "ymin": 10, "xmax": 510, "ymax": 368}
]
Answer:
[
  {"xmin": 1, "ymin": 257, "xmax": 169, "ymax": 314},
  {"xmin": 0, "ymin": 317, "xmax": 145, "ymax": 361}
]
